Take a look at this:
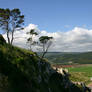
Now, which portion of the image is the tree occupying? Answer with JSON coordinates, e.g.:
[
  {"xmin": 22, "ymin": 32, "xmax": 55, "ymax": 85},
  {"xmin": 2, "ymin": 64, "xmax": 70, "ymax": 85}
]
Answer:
[
  {"xmin": 0, "ymin": 8, "xmax": 24, "ymax": 45},
  {"xmin": 27, "ymin": 29, "xmax": 38, "ymax": 51},
  {"xmin": 39, "ymin": 36, "xmax": 53, "ymax": 58}
]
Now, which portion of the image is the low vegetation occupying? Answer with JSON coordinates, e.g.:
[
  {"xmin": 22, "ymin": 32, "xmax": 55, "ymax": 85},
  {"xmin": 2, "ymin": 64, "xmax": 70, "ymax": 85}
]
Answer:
[
  {"xmin": 45, "ymin": 52, "xmax": 92, "ymax": 64},
  {"xmin": 68, "ymin": 65, "xmax": 92, "ymax": 85}
]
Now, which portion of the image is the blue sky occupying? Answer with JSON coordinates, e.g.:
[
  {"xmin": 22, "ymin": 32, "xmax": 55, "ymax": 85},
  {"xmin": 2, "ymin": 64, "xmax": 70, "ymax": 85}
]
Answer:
[
  {"xmin": 2, "ymin": 0, "xmax": 92, "ymax": 52},
  {"xmin": 0, "ymin": 0, "xmax": 92, "ymax": 32}
]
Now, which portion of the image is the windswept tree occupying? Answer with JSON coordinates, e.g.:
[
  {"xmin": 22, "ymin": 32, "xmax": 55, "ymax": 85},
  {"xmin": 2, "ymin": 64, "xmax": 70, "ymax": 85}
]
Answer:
[
  {"xmin": 27, "ymin": 29, "xmax": 38, "ymax": 51},
  {"xmin": 0, "ymin": 8, "xmax": 24, "ymax": 45},
  {"xmin": 39, "ymin": 36, "xmax": 53, "ymax": 58}
]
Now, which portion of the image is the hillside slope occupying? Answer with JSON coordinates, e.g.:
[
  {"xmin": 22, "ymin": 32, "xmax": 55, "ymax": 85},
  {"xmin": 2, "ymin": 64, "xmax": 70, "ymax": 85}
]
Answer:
[
  {"xmin": 0, "ymin": 35, "xmax": 88, "ymax": 92},
  {"xmin": 45, "ymin": 52, "xmax": 92, "ymax": 64}
]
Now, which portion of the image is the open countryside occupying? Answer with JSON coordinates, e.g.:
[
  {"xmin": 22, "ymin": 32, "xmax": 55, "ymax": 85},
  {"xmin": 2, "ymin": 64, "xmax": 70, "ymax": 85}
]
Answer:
[
  {"xmin": 52, "ymin": 64, "xmax": 92, "ymax": 86},
  {"xmin": 0, "ymin": 0, "xmax": 92, "ymax": 92}
]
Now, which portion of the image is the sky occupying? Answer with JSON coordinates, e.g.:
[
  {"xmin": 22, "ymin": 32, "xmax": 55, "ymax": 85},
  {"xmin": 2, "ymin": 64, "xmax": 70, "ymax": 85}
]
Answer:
[
  {"xmin": 0, "ymin": 0, "xmax": 92, "ymax": 31},
  {"xmin": 1, "ymin": 0, "xmax": 92, "ymax": 52}
]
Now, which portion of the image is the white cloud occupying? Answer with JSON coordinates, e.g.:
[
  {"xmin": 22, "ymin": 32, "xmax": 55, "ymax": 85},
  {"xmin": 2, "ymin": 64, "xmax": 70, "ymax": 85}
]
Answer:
[{"xmin": 3, "ymin": 24, "xmax": 92, "ymax": 52}]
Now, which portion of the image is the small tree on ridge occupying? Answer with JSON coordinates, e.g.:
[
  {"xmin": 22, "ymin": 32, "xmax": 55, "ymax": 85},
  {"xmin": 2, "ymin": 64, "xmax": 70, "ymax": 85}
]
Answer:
[
  {"xmin": 27, "ymin": 29, "xmax": 38, "ymax": 51},
  {"xmin": 39, "ymin": 36, "xmax": 53, "ymax": 58}
]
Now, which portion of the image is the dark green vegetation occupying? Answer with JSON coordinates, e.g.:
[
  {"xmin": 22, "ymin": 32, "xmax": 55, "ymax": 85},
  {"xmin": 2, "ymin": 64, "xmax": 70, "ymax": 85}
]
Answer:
[
  {"xmin": 45, "ymin": 52, "xmax": 92, "ymax": 64},
  {"xmin": 68, "ymin": 65, "xmax": 92, "ymax": 85},
  {"xmin": 0, "ymin": 35, "xmax": 85, "ymax": 92}
]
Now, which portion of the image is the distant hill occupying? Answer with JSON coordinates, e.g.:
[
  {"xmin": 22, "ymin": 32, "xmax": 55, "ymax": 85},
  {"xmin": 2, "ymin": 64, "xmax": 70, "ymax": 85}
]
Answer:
[{"xmin": 45, "ymin": 52, "xmax": 92, "ymax": 64}]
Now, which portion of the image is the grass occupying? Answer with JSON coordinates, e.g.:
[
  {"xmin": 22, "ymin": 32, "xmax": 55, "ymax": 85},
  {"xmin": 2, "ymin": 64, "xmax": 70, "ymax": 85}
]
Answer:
[{"xmin": 67, "ymin": 65, "xmax": 92, "ymax": 85}]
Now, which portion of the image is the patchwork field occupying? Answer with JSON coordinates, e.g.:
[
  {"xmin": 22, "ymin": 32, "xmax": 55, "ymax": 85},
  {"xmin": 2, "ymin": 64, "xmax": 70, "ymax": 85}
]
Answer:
[{"xmin": 67, "ymin": 64, "xmax": 92, "ymax": 85}]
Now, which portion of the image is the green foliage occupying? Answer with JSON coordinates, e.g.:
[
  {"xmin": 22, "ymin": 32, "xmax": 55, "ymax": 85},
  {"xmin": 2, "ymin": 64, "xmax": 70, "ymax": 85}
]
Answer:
[
  {"xmin": 27, "ymin": 29, "xmax": 38, "ymax": 36},
  {"xmin": 0, "ymin": 8, "xmax": 24, "ymax": 44},
  {"xmin": 27, "ymin": 29, "xmax": 38, "ymax": 51},
  {"xmin": 0, "ymin": 43, "xmax": 39, "ymax": 92},
  {"xmin": 39, "ymin": 36, "xmax": 53, "ymax": 44}
]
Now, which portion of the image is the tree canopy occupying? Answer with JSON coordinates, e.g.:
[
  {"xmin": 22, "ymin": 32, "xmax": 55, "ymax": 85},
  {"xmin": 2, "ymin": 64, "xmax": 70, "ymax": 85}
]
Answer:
[
  {"xmin": 39, "ymin": 36, "xmax": 53, "ymax": 58},
  {"xmin": 27, "ymin": 29, "xmax": 38, "ymax": 51},
  {"xmin": 0, "ymin": 8, "xmax": 24, "ymax": 45}
]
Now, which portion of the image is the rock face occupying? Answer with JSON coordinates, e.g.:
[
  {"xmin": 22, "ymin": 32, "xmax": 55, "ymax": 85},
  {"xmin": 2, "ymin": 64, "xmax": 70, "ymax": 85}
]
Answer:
[{"xmin": 0, "ymin": 34, "xmax": 6, "ymax": 45}]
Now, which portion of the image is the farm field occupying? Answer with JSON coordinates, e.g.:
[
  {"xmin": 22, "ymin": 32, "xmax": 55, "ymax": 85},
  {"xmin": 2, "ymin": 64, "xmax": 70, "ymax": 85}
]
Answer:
[
  {"xmin": 53, "ymin": 64, "xmax": 92, "ymax": 85},
  {"xmin": 67, "ymin": 64, "xmax": 92, "ymax": 85}
]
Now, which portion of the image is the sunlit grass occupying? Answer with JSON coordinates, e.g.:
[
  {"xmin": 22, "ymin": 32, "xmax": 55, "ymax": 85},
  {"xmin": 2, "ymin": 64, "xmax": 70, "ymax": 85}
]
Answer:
[{"xmin": 67, "ymin": 65, "xmax": 92, "ymax": 85}]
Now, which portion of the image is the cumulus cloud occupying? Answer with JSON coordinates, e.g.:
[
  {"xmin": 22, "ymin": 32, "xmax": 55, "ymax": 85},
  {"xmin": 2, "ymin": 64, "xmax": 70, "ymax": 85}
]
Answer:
[{"xmin": 3, "ymin": 24, "xmax": 92, "ymax": 52}]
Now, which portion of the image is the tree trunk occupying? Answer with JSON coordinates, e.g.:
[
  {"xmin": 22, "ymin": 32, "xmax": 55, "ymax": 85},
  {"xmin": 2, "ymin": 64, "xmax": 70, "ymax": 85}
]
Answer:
[
  {"xmin": 41, "ymin": 51, "xmax": 46, "ymax": 59},
  {"xmin": 11, "ymin": 29, "xmax": 14, "ymax": 45},
  {"xmin": 6, "ymin": 23, "xmax": 10, "ymax": 44},
  {"xmin": 7, "ymin": 31, "xmax": 10, "ymax": 44},
  {"xmin": 41, "ymin": 43, "xmax": 50, "ymax": 59}
]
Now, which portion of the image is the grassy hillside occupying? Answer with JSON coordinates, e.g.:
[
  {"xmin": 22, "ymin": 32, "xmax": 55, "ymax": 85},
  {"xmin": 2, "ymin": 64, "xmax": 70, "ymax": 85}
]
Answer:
[
  {"xmin": 45, "ymin": 52, "xmax": 92, "ymax": 64},
  {"xmin": 0, "ymin": 35, "xmax": 85, "ymax": 92}
]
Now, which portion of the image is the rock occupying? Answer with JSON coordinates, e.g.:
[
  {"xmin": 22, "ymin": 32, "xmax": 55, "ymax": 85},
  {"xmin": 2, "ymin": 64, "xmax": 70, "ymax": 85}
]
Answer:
[{"xmin": 90, "ymin": 77, "xmax": 92, "ymax": 81}]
